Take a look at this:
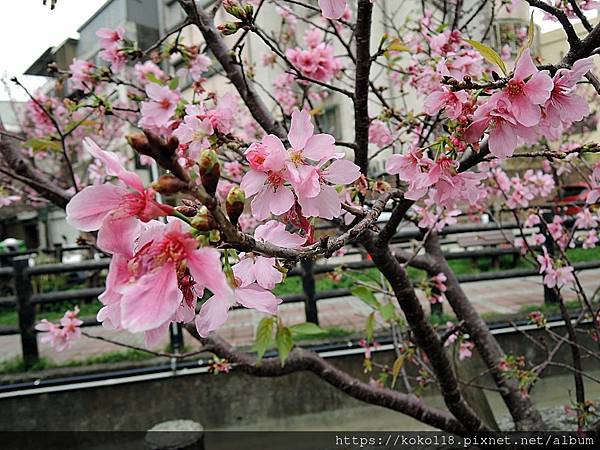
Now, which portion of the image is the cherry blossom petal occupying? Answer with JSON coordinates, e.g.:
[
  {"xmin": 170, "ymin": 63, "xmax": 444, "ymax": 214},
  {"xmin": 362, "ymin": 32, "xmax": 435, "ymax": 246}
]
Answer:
[
  {"xmin": 84, "ymin": 138, "xmax": 144, "ymax": 191},
  {"xmin": 235, "ymin": 284, "xmax": 281, "ymax": 315},
  {"xmin": 318, "ymin": 0, "xmax": 346, "ymax": 19},
  {"xmin": 323, "ymin": 159, "xmax": 361, "ymax": 185},
  {"xmin": 253, "ymin": 257, "xmax": 283, "ymax": 290},
  {"xmin": 97, "ymin": 216, "xmax": 140, "ymax": 256},
  {"xmin": 66, "ymin": 183, "xmax": 127, "ymax": 231},
  {"xmin": 195, "ymin": 293, "xmax": 233, "ymax": 337},
  {"xmin": 303, "ymin": 134, "xmax": 336, "ymax": 161},
  {"xmin": 254, "ymin": 220, "xmax": 307, "ymax": 248},
  {"xmin": 120, "ymin": 262, "xmax": 182, "ymax": 333},
  {"xmin": 187, "ymin": 247, "xmax": 229, "ymax": 294},
  {"xmin": 241, "ymin": 170, "xmax": 268, "ymax": 197},
  {"xmin": 489, "ymin": 122, "xmax": 518, "ymax": 159},
  {"xmin": 288, "ymin": 109, "xmax": 314, "ymax": 150}
]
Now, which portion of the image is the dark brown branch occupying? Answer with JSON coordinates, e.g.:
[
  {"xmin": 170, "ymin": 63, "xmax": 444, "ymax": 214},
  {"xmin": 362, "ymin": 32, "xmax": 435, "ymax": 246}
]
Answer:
[
  {"xmin": 353, "ymin": 0, "xmax": 374, "ymax": 175},
  {"xmin": 176, "ymin": 0, "xmax": 286, "ymax": 139},
  {"xmin": 424, "ymin": 233, "xmax": 546, "ymax": 431},
  {"xmin": 0, "ymin": 119, "xmax": 71, "ymax": 209},
  {"xmin": 186, "ymin": 328, "xmax": 467, "ymax": 434},
  {"xmin": 525, "ymin": 0, "xmax": 582, "ymax": 51},
  {"xmin": 362, "ymin": 232, "xmax": 489, "ymax": 432}
]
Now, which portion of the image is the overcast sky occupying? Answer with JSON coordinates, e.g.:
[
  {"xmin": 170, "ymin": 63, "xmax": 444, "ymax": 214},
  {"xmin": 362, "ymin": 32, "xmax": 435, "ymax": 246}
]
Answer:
[
  {"xmin": 0, "ymin": 0, "xmax": 106, "ymax": 101},
  {"xmin": 0, "ymin": 1, "xmax": 594, "ymax": 102}
]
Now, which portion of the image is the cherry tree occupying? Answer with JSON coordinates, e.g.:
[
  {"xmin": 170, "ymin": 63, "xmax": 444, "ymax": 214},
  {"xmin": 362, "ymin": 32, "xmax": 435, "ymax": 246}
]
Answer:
[{"xmin": 3, "ymin": 0, "xmax": 600, "ymax": 434}]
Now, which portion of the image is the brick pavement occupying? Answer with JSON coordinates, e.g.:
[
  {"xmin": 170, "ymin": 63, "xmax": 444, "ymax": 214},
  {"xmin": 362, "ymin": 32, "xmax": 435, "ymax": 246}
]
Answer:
[{"xmin": 1, "ymin": 268, "xmax": 599, "ymax": 365}]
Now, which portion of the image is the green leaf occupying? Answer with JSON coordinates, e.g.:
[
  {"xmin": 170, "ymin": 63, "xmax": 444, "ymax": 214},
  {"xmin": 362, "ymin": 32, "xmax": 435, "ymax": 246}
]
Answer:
[
  {"xmin": 379, "ymin": 303, "xmax": 396, "ymax": 322},
  {"xmin": 385, "ymin": 37, "xmax": 410, "ymax": 56},
  {"xmin": 145, "ymin": 72, "xmax": 162, "ymax": 85},
  {"xmin": 289, "ymin": 322, "xmax": 323, "ymax": 336},
  {"xmin": 275, "ymin": 326, "xmax": 293, "ymax": 366},
  {"xmin": 391, "ymin": 355, "xmax": 405, "ymax": 389},
  {"xmin": 254, "ymin": 316, "xmax": 275, "ymax": 361},
  {"xmin": 351, "ymin": 286, "xmax": 380, "ymax": 309},
  {"xmin": 25, "ymin": 137, "xmax": 61, "ymax": 153},
  {"xmin": 465, "ymin": 39, "xmax": 507, "ymax": 75},
  {"xmin": 366, "ymin": 312, "xmax": 376, "ymax": 342},
  {"xmin": 527, "ymin": 13, "xmax": 535, "ymax": 48},
  {"xmin": 169, "ymin": 77, "xmax": 179, "ymax": 90}
]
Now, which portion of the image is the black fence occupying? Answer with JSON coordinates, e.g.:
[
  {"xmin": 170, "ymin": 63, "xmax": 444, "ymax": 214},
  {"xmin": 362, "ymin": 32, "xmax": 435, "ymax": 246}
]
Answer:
[{"xmin": 1, "ymin": 222, "xmax": 600, "ymax": 368}]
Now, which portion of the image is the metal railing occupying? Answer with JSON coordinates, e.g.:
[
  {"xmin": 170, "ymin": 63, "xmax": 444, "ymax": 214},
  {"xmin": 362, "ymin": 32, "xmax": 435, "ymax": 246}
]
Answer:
[{"xmin": 1, "ymin": 222, "xmax": 599, "ymax": 368}]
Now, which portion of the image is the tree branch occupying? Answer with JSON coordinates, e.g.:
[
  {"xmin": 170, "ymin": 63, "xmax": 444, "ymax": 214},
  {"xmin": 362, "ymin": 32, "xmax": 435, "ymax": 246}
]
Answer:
[
  {"xmin": 353, "ymin": 0, "xmax": 374, "ymax": 175},
  {"xmin": 186, "ymin": 328, "xmax": 468, "ymax": 434},
  {"xmin": 176, "ymin": 0, "xmax": 286, "ymax": 139}
]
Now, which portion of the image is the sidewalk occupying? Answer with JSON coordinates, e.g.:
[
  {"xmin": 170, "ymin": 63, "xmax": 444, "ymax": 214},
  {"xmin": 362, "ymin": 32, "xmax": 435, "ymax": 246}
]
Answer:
[{"xmin": 1, "ymin": 268, "xmax": 599, "ymax": 365}]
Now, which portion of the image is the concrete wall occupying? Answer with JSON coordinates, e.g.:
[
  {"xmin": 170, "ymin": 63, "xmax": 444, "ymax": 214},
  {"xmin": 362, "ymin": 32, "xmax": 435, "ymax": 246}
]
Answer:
[{"xmin": 1, "ymin": 326, "xmax": 599, "ymax": 432}]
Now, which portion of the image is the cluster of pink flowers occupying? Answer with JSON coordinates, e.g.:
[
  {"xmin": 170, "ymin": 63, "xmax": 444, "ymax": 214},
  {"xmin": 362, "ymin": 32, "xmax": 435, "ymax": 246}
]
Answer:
[
  {"xmin": 286, "ymin": 28, "xmax": 342, "ymax": 84},
  {"xmin": 64, "ymin": 140, "xmax": 307, "ymax": 344},
  {"xmin": 368, "ymin": 120, "xmax": 394, "ymax": 148},
  {"xmin": 35, "ymin": 308, "xmax": 82, "ymax": 352},
  {"xmin": 463, "ymin": 52, "xmax": 593, "ymax": 158},
  {"xmin": 488, "ymin": 164, "xmax": 555, "ymax": 209},
  {"xmin": 427, "ymin": 273, "xmax": 447, "ymax": 304},
  {"xmin": 392, "ymin": 27, "xmax": 483, "ymax": 94},
  {"xmin": 69, "ymin": 59, "xmax": 96, "ymax": 91},
  {"xmin": 138, "ymin": 83, "xmax": 181, "ymax": 135},
  {"xmin": 536, "ymin": 247, "xmax": 575, "ymax": 289},
  {"xmin": 542, "ymin": 0, "xmax": 599, "ymax": 21},
  {"xmin": 385, "ymin": 147, "xmax": 487, "ymax": 209},
  {"xmin": 135, "ymin": 61, "xmax": 166, "ymax": 86},
  {"xmin": 97, "ymin": 27, "xmax": 127, "ymax": 72},
  {"xmin": 241, "ymin": 109, "xmax": 360, "ymax": 220}
]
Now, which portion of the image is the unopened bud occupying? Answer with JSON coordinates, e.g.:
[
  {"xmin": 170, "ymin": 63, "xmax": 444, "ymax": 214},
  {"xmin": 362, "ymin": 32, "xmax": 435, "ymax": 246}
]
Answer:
[
  {"xmin": 217, "ymin": 22, "xmax": 242, "ymax": 36},
  {"xmin": 199, "ymin": 149, "xmax": 220, "ymax": 195},
  {"xmin": 190, "ymin": 206, "xmax": 217, "ymax": 231},
  {"xmin": 223, "ymin": 0, "xmax": 246, "ymax": 20},
  {"xmin": 126, "ymin": 132, "xmax": 151, "ymax": 155},
  {"xmin": 152, "ymin": 174, "xmax": 187, "ymax": 194},
  {"xmin": 226, "ymin": 186, "xmax": 245, "ymax": 226},
  {"xmin": 175, "ymin": 205, "xmax": 197, "ymax": 217}
]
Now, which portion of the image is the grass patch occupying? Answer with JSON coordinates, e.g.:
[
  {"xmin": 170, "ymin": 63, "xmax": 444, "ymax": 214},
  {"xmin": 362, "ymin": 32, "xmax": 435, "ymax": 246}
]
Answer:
[
  {"xmin": 0, "ymin": 357, "xmax": 54, "ymax": 375},
  {"xmin": 0, "ymin": 349, "xmax": 155, "ymax": 375},
  {"xmin": 292, "ymin": 326, "xmax": 354, "ymax": 342}
]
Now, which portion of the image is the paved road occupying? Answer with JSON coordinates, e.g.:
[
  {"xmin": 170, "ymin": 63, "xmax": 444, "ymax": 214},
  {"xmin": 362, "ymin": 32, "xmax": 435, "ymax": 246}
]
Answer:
[{"xmin": 1, "ymin": 268, "xmax": 599, "ymax": 365}]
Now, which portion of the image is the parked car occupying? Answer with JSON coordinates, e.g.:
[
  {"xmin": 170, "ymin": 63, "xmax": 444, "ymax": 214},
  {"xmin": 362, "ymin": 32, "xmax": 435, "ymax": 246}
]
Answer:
[{"xmin": 553, "ymin": 183, "xmax": 589, "ymax": 216}]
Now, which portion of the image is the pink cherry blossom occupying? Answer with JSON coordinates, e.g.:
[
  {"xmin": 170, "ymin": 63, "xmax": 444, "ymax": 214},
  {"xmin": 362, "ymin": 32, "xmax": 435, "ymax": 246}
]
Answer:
[
  {"xmin": 369, "ymin": 120, "xmax": 394, "ymax": 148},
  {"xmin": 173, "ymin": 114, "xmax": 214, "ymax": 161},
  {"xmin": 135, "ymin": 61, "xmax": 166, "ymax": 85},
  {"xmin": 98, "ymin": 46, "xmax": 127, "ymax": 73},
  {"xmin": 459, "ymin": 341, "xmax": 474, "ymax": 360},
  {"xmin": 233, "ymin": 254, "xmax": 283, "ymax": 290},
  {"xmin": 97, "ymin": 219, "xmax": 228, "ymax": 335},
  {"xmin": 255, "ymin": 220, "xmax": 307, "ymax": 248},
  {"xmin": 139, "ymin": 83, "xmax": 180, "ymax": 131},
  {"xmin": 544, "ymin": 57, "xmax": 594, "ymax": 132},
  {"xmin": 195, "ymin": 283, "xmax": 281, "ymax": 337},
  {"xmin": 35, "ymin": 307, "xmax": 83, "ymax": 352},
  {"xmin": 65, "ymin": 139, "xmax": 172, "ymax": 254},
  {"xmin": 287, "ymin": 42, "xmax": 341, "ymax": 83},
  {"xmin": 464, "ymin": 94, "xmax": 537, "ymax": 158},
  {"xmin": 96, "ymin": 27, "xmax": 125, "ymax": 49},
  {"xmin": 318, "ymin": 0, "xmax": 346, "ymax": 20},
  {"xmin": 69, "ymin": 59, "xmax": 95, "ymax": 91},
  {"xmin": 583, "ymin": 230, "xmax": 599, "ymax": 249},
  {"xmin": 500, "ymin": 49, "xmax": 553, "ymax": 127},
  {"xmin": 224, "ymin": 161, "xmax": 244, "ymax": 181},
  {"xmin": 587, "ymin": 163, "xmax": 600, "ymax": 204},
  {"xmin": 424, "ymin": 87, "xmax": 469, "ymax": 120}
]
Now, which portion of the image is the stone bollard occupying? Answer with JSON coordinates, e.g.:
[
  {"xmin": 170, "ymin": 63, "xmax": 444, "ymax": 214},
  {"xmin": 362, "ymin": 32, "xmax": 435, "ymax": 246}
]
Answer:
[{"xmin": 145, "ymin": 420, "xmax": 205, "ymax": 450}]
